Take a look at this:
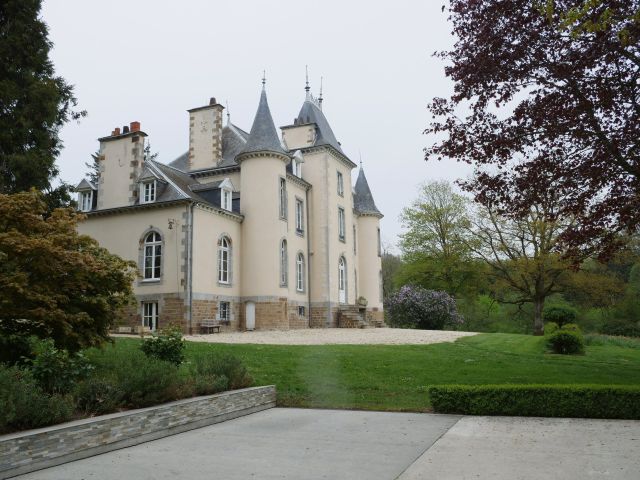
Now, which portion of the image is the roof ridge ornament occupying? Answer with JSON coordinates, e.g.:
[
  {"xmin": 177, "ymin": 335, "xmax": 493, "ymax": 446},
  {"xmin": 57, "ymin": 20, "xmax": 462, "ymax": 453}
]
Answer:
[
  {"xmin": 305, "ymin": 65, "xmax": 311, "ymax": 100},
  {"xmin": 318, "ymin": 76, "xmax": 323, "ymax": 110},
  {"xmin": 226, "ymin": 100, "xmax": 231, "ymax": 125},
  {"xmin": 262, "ymin": 70, "xmax": 266, "ymax": 90}
]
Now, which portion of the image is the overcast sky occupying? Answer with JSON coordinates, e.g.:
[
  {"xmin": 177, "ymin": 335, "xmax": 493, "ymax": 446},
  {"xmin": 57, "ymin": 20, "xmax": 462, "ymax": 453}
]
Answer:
[{"xmin": 42, "ymin": 0, "xmax": 472, "ymax": 251}]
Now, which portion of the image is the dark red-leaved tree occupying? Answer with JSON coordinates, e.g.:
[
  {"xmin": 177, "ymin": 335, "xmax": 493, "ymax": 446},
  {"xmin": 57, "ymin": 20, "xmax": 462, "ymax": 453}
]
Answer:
[{"xmin": 426, "ymin": 0, "xmax": 640, "ymax": 260}]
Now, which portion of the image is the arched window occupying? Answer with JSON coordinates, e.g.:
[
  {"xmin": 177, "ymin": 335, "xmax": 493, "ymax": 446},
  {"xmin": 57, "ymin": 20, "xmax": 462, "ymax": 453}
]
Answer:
[
  {"xmin": 143, "ymin": 231, "xmax": 162, "ymax": 280},
  {"xmin": 280, "ymin": 239, "xmax": 288, "ymax": 286},
  {"xmin": 218, "ymin": 236, "xmax": 231, "ymax": 284},
  {"xmin": 296, "ymin": 253, "xmax": 305, "ymax": 292},
  {"xmin": 338, "ymin": 256, "xmax": 346, "ymax": 303}
]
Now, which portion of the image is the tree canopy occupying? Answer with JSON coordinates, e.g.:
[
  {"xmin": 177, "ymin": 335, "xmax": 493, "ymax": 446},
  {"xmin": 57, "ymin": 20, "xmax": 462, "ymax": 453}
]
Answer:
[
  {"xmin": 426, "ymin": 0, "xmax": 639, "ymax": 260},
  {"xmin": 0, "ymin": 0, "xmax": 84, "ymax": 206},
  {"xmin": 0, "ymin": 192, "xmax": 137, "ymax": 352}
]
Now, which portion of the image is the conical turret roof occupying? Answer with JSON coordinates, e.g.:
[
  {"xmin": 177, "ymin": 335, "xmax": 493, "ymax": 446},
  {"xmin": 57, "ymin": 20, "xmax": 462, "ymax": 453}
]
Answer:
[
  {"xmin": 354, "ymin": 167, "xmax": 382, "ymax": 217},
  {"xmin": 296, "ymin": 99, "xmax": 344, "ymax": 154},
  {"xmin": 238, "ymin": 87, "xmax": 287, "ymax": 157}
]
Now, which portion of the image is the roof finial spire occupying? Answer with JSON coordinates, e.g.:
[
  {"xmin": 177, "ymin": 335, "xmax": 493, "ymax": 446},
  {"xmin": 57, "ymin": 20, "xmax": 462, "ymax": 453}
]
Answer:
[
  {"xmin": 359, "ymin": 150, "xmax": 363, "ymax": 168},
  {"xmin": 262, "ymin": 70, "xmax": 266, "ymax": 90},
  {"xmin": 305, "ymin": 65, "xmax": 311, "ymax": 100},
  {"xmin": 226, "ymin": 100, "xmax": 231, "ymax": 125},
  {"xmin": 318, "ymin": 76, "xmax": 323, "ymax": 110}
]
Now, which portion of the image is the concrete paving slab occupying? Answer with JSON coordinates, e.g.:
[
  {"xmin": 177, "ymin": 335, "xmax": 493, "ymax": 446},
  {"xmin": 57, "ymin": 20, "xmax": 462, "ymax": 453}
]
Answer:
[
  {"xmin": 14, "ymin": 408, "xmax": 460, "ymax": 480},
  {"xmin": 398, "ymin": 416, "xmax": 640, "ymax": 480}
]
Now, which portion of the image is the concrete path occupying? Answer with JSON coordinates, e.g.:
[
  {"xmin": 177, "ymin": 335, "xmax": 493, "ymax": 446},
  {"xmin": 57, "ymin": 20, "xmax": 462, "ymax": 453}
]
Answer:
[{"xmin": 14, "ymin": 409, "xmax": 640, "ymax": 480}]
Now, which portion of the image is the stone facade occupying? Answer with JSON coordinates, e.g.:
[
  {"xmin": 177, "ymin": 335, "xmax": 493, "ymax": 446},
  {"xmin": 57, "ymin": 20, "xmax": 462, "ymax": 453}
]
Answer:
[{"xmin": 0, "ymin": 386, "xmax": 276, "ymax": 479}]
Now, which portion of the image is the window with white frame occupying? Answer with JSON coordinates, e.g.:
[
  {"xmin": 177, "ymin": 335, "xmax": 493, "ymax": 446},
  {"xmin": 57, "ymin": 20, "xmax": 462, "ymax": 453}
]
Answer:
[
  {"xmin": 218, "ymin": 301, "xmax": 230, "ymax": 323},
  {"xmin": 222, "ymin": 188, "xmax": 232, "ymax": 211},
  {"xmin": 279, "ymin": 177, "xmax": 287, "ymax": 219},
  {"xmin": 337, "ymin": 171, "xmax": 344, "ymax": 196},
  {"xmin": 296, "ymin": 252, "xmax": 305, "ymax": 292},
  {"xmin": 142, "ymin": 301, "xmax": 158, "ymax": 331},
  {"xmin": 78, "ymin": 191, "xmax": 93, "ymax": 212},
  {"xmin": 143, "ymin": 232, "xmax": 162, "ymax": 280},
  {"xmin": 295, "ymin": 199, "xmax": 304, "ymax": 234},
  {"xmin": 141, "ymin": 180, "xmax": 157, "ymax": 203},
  {"xmin": 218, "ymin": 236, "xmax": 231, "ymax": 284},
  {"xmin": 280, "ymin": 239, "xmax": 288, "ymax": 286},
  {"xmin": 338, "ymin": 256, "xmax": 347, "ymax": 303},
  {"xmin": 338, "ymin": 207, "xmax": 345, "ymax": 241},
  {"xmin": 292, "ymin": 159, "xmax": 302, "ymax": 177}
]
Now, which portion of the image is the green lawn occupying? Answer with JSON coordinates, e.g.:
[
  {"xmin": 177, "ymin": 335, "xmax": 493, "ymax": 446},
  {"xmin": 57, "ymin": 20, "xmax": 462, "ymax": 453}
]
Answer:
[{"xmin": 113, "ymin": 333, "xmax": 640, "ymax": 412}]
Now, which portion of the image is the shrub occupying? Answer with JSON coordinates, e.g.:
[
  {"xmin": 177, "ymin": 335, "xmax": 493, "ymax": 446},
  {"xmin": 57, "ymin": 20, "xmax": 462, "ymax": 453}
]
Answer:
[
  {"xmin": 428, "ymin": 384, "xmax": 640, "ymax": 419},
  {"xmin": 584, "ymin": 334, "xmax": 640, "ymax": 349},
  {"xmin": 140, "ymin": 324, "xmax": 185, "ymax": 366},
  {"xmin": 600, "ymin": 319, "xmax": 640, "ymax": 337},
  {"xmin": 561, "ymin": 323, "xmax": 581, "ymax": 333},
  {"xmin": 546, "ymin": 330, "xmax": 585, "ymax": 355},
  {"xmin": 74, "ymin": 376, "xmax": 124, "ymax": 415},
  {"xmin": 544, "ymin": 322, "xmax": 559, "ymax": 335},
  {"xmin": 0, "ymin": 365, "xmax": 73, "ymax": 433},
  {"xmin": 26, "ymin": 339, "xmax": 93, "ymax": 394},
  {"xmin": 386, "ymin": 285, "xmax": 464, "ymax": 330},
  {"xmin": 191, "ymin": 353, "xmax": 253, "ymax": 395},
  {"xmin": 0, "ymin": 334, "xmax": 34, "ymax": 366},
  {"xmin": 543, "ymin": 305, "xmax": 578, "ymax": 328}
]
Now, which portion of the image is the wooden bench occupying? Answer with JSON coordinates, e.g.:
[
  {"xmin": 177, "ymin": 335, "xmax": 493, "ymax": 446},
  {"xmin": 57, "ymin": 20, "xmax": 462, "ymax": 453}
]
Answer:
[{"xmin": 200, "ymin": 319, "xmax": 221, "ymax": 334}]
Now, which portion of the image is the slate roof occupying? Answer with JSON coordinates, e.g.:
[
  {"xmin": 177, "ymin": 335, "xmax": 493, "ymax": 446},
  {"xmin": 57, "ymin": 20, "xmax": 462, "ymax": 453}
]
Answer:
[
  {"xmin": 353, "ymin": 167, "xmax": 382, "ymax": 217},
  {"xmin": 76, "ymin": 178, "xmax": 97, "ymax": 191},
  {"xmin": 296, "ymin": 99, "xmax": 344, "ymax": 154},
  {"xmin": 238, "ymin": 88, "xmax": 287, "ymax": 158},
  {"xmin": 147, "ymin": 160, "xmax": 206, "ymax": 203}
]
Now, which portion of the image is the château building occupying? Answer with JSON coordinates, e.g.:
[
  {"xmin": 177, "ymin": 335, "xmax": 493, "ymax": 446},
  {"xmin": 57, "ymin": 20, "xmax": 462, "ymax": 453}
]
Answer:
[{"xmin": 76, "ymin": 80, "xmax": 384, "ymax": 333}]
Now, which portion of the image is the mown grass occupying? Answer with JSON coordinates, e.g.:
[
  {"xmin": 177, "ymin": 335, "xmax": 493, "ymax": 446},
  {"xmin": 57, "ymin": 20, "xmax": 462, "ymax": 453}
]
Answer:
[{"xmin": 110, "ymin": 333, "xmax": 640, "ymax": 412}]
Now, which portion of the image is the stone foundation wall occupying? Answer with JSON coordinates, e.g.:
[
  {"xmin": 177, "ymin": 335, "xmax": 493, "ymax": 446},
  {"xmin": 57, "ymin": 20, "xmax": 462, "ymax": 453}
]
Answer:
[
  {"xmin": 0, "ymin": 386, "xmax": 276, "ymax": 479},
  {"xmin": 287, "ymin": 302, "xmax": 309, "ymax": 329},
  {"xmin": 191, "ymin": 297, "xmax": 242, "ymax": 333},
  {"xmin": 254, "ymin": 298, "xmax": 289, "ymax": 330}
]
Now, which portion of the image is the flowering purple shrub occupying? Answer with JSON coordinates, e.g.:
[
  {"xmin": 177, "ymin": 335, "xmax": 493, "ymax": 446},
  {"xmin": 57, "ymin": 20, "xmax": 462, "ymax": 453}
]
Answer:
[{"xmin": 386, "ymin": 285, "xmax": 464, "ymax": 330}]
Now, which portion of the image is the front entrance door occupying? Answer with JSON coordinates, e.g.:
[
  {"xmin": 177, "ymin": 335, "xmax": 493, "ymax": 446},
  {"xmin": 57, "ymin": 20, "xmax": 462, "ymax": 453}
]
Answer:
[
  {"xmin": 338, "ymin": 257, "xmax": 346, "ymax": 304},
  {"xmin": 245, "ymin": 301, "xmax": 255, "ymax": 331}
]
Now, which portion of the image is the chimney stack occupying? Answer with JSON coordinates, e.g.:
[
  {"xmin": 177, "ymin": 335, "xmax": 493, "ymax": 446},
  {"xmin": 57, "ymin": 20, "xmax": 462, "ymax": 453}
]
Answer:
[
  {"xmin": 122, "ymin": 125, "xmax": 130, "ymax": 134},
  {"xmin": 114, "ymin": 127, "xmax": 121, "ymax": 136},
  {"xmin": 130, "ymin": 121, "xmax": 140, "ymax": 132}
]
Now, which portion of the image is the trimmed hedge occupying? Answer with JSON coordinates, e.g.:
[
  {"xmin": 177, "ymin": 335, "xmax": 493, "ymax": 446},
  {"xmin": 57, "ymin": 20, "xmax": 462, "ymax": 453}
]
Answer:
[{"xmin": 429, "ymin": 384, "xmax": 640, "ymax": 419}]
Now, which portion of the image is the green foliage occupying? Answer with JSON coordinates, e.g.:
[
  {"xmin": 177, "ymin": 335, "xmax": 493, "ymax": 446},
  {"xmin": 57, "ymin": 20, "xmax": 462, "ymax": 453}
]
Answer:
[
  {"xmin": 0, "ymin": 334, "xmax": 34, "ymax": 365},
  {"xmin": 561, "ymin": 323, "xmax": 581, "ymax": 332},
  {"xmin": 140, "ymin": 324, "xmax": 186, "ymax": 366},
  {"xmin": 0, "ymin": 364, "xmax": 73, "ymax": 433},
  {"xmin": 429, "ymin": 384, "xmax": 640, "ymax": 419},
  {"xmin": 601, "ymin": 319, "xmax": 640, "ymax": 337},
  {"xmin": 0, "ymin": 0, "xmax": 85, "ymax": 201},
  {"xmin": 386, "ymin": 285, "xmax": 464, "ymax": 330},
  {"xmin": 544, "ymin": 322, "xmax": 559, "ymax": 335},
  {"xmin": 74, "ymin": 377, "xmax": 124, "ymax": 415},
  {"xmin": 543, "ymin": 305, "xmax": 578, "ymax": 327},
  {"xmin": 585, "ymin": 334, "xmax": 640, "ymax": 350},
  {"xmin": 191, "ymin": 353, "xmax": 253, "ymax": 395},
  {"xmin": 26, "ymin": 339, "xmax": 93, "ymax": 394},
  {"xmin": 0, "ymin": 191, "xmax": 137, "ymax": 352},
  {"xmin": 546, "ymin": 330, "xmax": 585, "ymax": 354}
]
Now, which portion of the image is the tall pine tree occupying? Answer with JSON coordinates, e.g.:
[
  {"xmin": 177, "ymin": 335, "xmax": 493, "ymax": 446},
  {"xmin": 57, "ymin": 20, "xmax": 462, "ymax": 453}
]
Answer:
[{"xmin": 0, "ymin": 0, "xmax": 84, "ymax": 206}]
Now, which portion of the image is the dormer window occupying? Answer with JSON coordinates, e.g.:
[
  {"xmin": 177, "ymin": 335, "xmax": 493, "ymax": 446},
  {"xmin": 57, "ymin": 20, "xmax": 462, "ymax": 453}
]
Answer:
[
  {"xmin": 291, "ymin": 159, "xmax": 302, "ymax": 177},
  {"xmin": 78, "ymin": 190, "xmax": 93, "ymax": 212},
  {"xmin": 141, "ymin": 180, "xmax": 156, "ymax": 203},
  {"xmin": 219, "ymin": 178, "xmax": 235, "ymax": 212}
]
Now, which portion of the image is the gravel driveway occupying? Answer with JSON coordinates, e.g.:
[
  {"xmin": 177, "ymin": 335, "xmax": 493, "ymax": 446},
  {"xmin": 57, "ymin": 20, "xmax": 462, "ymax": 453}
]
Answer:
[{"xmin": 184, "ymin": 328, "xmax": 477, "ymax": 345}]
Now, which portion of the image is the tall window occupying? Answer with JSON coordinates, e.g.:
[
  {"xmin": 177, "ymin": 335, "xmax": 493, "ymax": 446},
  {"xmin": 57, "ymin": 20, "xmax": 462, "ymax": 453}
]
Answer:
[
  {"xmin": 377, "ymin": 227, "xmax": 382, "ymax": 256},
  {"xmin": 222, "ymin": 188, "xmax": 232, "ymax": 211},
  {"xmin": 143, "ymin": 232, "xmax": 162, "ymax": 280},
  {"xmin": 338, "ymin": 207, "xmax": 345, "ymax": 241},
  {"xmin": 337, "ymin": 171, "xmax": 344, "ymax": 196},
  {"xmin": 280, "ymin": 239, "xmax": 288, "ymax": 286},
  {"xmin": 141, "ymin": 180, "xmax": 156, "ymax": 203},
  {"xmin": 79, "ymin": 191, "xmax": 93, "ymax": 212},
  {"xmin": 279, "ymin": 178, "xmax": 287, "ymax": 219},
  {"xmin": 292, "ymin": 159, "xmax": 302, "ymax": 177},
  {"xmin": 218, "ymin": 236, "xmax": 231, "ymax": 284},
  {"xmin": 295, "ymin": 199, "xmax": 304, "ymax": 234},
  {"xmin": 353, "ymin": 225, "xmax": 357, "ymax": 254},
  {"xmin": 338, "ymin": 256, "xmax": 346, "ymax": 303},
  {"xmin": 142, "ymin": 302, "xmax": 158, "ymax": 331},
  {"xmin": 296, "ymin": 253, "xmax": 305, "ymax": 292}
]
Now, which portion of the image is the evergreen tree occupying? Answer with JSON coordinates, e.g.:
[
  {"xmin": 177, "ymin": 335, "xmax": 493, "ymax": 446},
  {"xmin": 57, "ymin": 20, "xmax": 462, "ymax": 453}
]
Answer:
[{"xmin": 0, "ymin": 0, "xmax": 85, "ymax": 203}]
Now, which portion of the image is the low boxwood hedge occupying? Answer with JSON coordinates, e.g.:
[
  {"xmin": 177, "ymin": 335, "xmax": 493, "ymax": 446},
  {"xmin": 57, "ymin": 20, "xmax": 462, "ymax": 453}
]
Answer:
[{"xmin": 429, "ymin": 384, "xmax": 640, "ymax": 419}]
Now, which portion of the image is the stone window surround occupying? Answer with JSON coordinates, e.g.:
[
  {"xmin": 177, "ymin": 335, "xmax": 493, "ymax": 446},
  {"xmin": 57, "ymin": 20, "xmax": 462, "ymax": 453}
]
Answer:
[
  {"xmin": 338, "ymin": 206, "xmax": 346, "ymax": 243},
  {"xmin": 279, "ymin": 176, "xmax": 287, "ymax": 221},
  {"xmin": 280, "ymin": 238, "xmax": 288, "ymax": 287},
  {"xmin": 337, "ymin": 170, "xmax": 344, "ymax": 197},
  {"xmin": 137, "ymin": 227, "xmax": 164, "ymax": 286},
  {"xmin": 296, "ymin": 251, "xmax": 305, "ymax": 293},
  {"xmin": 295, "ymin": 196, "xmax": 304, "ymax": 236}
]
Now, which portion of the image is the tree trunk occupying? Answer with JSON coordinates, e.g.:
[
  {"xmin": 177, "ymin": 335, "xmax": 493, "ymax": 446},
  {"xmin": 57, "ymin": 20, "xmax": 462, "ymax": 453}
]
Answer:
[{"xmin": 533, "ymin": 298, "xmax": 544, "ymax": 336}]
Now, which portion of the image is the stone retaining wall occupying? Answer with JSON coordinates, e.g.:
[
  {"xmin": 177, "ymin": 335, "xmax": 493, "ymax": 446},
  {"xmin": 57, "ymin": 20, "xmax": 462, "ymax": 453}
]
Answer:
[{"xmin": 0, "ymin": 385, "xmax": 276, "ymax": 479}]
